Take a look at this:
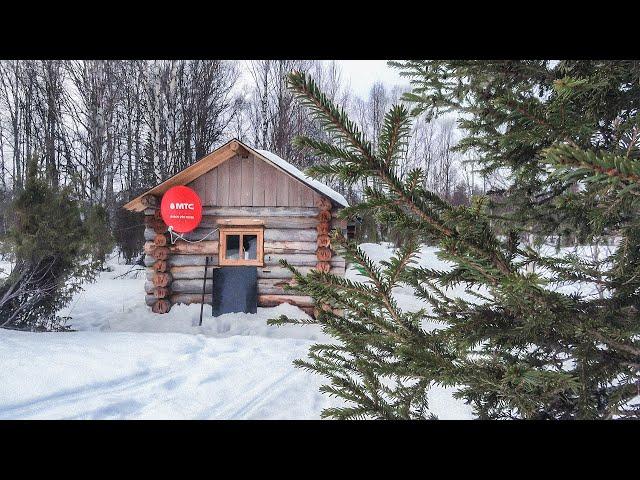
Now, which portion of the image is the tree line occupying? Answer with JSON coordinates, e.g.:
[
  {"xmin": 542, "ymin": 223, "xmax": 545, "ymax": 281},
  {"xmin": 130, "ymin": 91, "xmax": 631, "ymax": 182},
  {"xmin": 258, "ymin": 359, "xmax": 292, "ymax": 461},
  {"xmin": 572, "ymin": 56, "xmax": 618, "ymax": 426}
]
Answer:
[{"xmin": 0, "ymin": 60, "xmax": 480, "ymax": 238}]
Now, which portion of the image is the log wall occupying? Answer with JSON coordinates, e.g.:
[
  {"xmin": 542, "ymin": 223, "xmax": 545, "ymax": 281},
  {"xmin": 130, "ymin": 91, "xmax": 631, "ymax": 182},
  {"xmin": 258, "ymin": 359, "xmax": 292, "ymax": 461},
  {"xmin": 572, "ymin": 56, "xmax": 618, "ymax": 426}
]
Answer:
[{"xmin": 142, "ymin": 197, "xmax": 347, "ymax": 315}]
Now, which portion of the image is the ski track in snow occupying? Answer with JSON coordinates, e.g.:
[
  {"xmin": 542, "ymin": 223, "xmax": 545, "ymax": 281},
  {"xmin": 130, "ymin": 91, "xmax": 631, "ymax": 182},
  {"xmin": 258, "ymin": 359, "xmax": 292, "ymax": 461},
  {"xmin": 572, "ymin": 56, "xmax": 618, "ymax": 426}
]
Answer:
[{"xmin": 0, "ymin": 244, "xmax": 474, "ymax": 420}]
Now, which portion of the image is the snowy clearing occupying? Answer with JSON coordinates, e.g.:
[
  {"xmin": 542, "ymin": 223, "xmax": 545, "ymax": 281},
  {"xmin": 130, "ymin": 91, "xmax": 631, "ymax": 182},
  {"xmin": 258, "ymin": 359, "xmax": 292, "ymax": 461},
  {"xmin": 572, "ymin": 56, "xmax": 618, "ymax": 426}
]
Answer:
[{"xmin": 0, "ymin": 243, "xmax": 473, "ymax": 420}]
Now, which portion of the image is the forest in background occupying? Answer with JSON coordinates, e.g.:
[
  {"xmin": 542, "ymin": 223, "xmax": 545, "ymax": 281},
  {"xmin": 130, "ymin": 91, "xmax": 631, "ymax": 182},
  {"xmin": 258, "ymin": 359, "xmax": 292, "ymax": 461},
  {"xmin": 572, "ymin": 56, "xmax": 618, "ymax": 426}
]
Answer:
[{"xmin": 0, "ymin": 60, "xmax": 486, "ymax": 263}]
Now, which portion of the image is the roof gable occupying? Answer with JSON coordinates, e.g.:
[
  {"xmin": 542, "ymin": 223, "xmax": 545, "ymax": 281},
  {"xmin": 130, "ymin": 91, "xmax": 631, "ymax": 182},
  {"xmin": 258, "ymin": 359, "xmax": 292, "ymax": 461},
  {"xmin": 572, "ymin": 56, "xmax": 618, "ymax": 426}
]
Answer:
[{"xmin": 123, "ymin": 139, "xmax": 348, "ymax": 212}]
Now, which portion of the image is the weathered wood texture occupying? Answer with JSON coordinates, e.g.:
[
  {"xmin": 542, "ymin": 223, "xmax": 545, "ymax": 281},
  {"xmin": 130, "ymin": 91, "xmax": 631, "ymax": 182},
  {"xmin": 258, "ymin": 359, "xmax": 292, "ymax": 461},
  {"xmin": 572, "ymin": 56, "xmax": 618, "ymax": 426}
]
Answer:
[
  {"xmin": 187, "ymin": 153, "xmax": 323, "ymax": 208},
  {"xmin": 258, "ymin": 295, "xmax": 314, "ymax": 308},
  {"xmin": 145, "ymin": 278, "xmax": 303, "ymax": 296},
  {"xmin": 124, "ymin": 140, "xmax": 240, "ymax": 212},
  {"xmin": 140, "ymin": 171, "xmax": 349, "ymax": 313},
  {"xmin": 146, "ymin": 265, "xmax": 346, "ymax": 282},
  {"xmin": 144, "ymin": 240, "xmax": 218, "ymax": 255},
  {"xmin": 144, "ymin": 254, "xmax": 217, "ymax": 267},
  {"xmin": 144, "ymin": 293, "xmax": 315, "ymax": 316}
]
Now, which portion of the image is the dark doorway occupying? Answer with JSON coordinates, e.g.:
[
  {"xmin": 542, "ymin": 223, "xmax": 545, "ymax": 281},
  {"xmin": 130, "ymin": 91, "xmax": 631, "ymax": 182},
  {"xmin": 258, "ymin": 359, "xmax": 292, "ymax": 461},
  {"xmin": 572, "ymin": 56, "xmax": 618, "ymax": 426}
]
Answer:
[{"xmin": 211, "ymin": 266, "xmax": 258, "ymax": 316}]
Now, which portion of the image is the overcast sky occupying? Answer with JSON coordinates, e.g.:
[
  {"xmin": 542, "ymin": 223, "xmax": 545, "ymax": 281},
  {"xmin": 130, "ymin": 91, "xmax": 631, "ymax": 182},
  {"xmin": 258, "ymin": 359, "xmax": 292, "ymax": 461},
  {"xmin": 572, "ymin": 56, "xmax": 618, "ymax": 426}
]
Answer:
[
  {"xmin": 238, "ymin": 60, "xmax": 409, "ymax": 100},
  {"xmin": 336, "ymin": 60, "xmax": 408, "ymax": 98}
]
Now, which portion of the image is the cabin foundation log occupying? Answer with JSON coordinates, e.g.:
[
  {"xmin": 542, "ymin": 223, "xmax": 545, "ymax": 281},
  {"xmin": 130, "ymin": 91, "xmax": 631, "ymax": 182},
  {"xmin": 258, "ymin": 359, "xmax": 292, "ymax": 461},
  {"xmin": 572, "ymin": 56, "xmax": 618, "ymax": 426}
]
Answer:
[
  {"xmin": 258, "ymin": 295, "xmax": 315, "ymax": 308},
  {"xmin": 146, "ymin": 278, "xmax": 299, "ymax": 296}
]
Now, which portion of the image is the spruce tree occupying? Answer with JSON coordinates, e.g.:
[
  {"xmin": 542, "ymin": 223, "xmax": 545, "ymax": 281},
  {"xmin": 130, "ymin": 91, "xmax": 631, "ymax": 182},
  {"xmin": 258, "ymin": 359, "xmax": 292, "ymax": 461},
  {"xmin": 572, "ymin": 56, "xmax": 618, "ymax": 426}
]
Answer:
[
  {"xmin": 269, "ymin": 67, "xmax": 640, "ymax": 420},
  {"xmin": 0, "ymin": 158, "xmax": 99, "ymax": 330}
]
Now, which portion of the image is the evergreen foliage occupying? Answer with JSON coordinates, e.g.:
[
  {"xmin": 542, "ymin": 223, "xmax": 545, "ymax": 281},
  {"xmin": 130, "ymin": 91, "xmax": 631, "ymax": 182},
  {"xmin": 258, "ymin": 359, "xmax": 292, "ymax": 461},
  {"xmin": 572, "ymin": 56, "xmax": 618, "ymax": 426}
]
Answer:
[
  {"xmin": 84, "ymin": 204, "xmax": 116, "ymax": 270},
  {"xmin": 0, "ymin": 159, "xmax": 100, "ymax": 331},
  {"xmin": 113, "ymin": 201, "xmax": 145, "ymax": 265},
  {"xmin": 269, "ymin": 66, "xmax": 640, "ymax": 419}
]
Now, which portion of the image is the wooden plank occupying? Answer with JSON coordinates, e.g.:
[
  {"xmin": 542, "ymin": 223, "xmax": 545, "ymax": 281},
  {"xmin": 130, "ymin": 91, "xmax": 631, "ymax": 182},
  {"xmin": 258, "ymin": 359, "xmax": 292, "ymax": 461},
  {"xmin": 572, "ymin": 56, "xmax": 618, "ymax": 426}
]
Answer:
[
  {"xmin": 144, "ymin": 254, "xmax": 218, "ymax": 267},
  {"xmin": 144, "ymin": 240, "xmax": 218, "ymax": 255},
  {"xmin": 228, "ymin": 155, "xmax": 242, "ymax": 206},
  {"xmin": 264, "ymin": 241, "xmax": 318, "ymax": 252},
  {"xmin": 276, "ymin": 170, "xmax": 289, "ymax": 206},
  {"xmin": 262, "ymin": 160, "xmax": 277, "ymax": 206},
  {"xmin": 252, "ymin": 157, "xmax": 265, "ymax": 207},
  {"xmin": 256, "ymin": 279, "xmax": 298, "ymax": 295},
  {"xmin": 202, "ymin": 206, "xmax": 319, "ymax": 217},
  {"xmin": 217, "ymin": 159, "xmax": 230, "ymax": 206},
  {"xmin": 208, "ymin": 217, "xmax": 265, "ymax": 228},
  {"xmin": 156, "ymin": 279, "xmax": 298, "ymax": 296},
  {"xmin": 241, "ymin": 156, "xmax": 254, "ymax": 206},
  {"xmin": 169, "ymin": 280, "xmax": 213, "ymax": 294},
  {"xmin": 146, "ymin": 294, "xmax": 315, "ymax": 317},
  {"xmin": 155, "ymin": 262, "xmax": 345, "ymax": 281},
  {"xmin": 187, "ymin": 176, "xmax": 200, "ymax": 198},
  {"xmin": 146, "ymin": 294, "xmax": 213, "ymax": 306},
  {"xmin": 303, "ymin": 185, "xmax": 315, "ymax": 207},
  {"xmin": 149, "ymin": 254, "xmax": 344, "ymax": 270},
  {"xmin": 258, "ymin": 295, "xmax": 314, "ymax": 308},
  {"xmin": 169, "ymin": 228, "xmax": 220, "ymax": 242},
  {"xmin": 288, "ymin": 175, "xmax": 302, "ymax": 206},
  {"xmin": 144, "ymin": 228, "xmax": 220, "ymax": 242},
  {"xmin": 200, "ymin": 216, "xmax": 318, "ymax": 230},
  {"xmin": 153, "ymin": 266, "xmax": 208, "ymax": 280},
  {"xmin": 205, "ymin": 167, "xmax": 217, "ymax": 206},
  {"xmin": 263, "ymin": 229, "xmax": 318, "ymax": 242},
  {"xmin": 257, "ymin": 266, "xmax": 309, "ymax": 279},
  {"xmin": 125, "ymin": 140, "xmax": 239, "ymax": 212},
  {"xmin": 147, "ymin": 279, "xmax": 298, "ymax": 296},
  {"xmin": 146, "ymin": 294, "xmax": 316, "ymax": 310},
  {"xmin": 264, "ymin": 253, "xmax": 345, "ymax": 267},
  {"xmin": 259, "ymin": 265, "xmax": 346, "ymax": 278}
]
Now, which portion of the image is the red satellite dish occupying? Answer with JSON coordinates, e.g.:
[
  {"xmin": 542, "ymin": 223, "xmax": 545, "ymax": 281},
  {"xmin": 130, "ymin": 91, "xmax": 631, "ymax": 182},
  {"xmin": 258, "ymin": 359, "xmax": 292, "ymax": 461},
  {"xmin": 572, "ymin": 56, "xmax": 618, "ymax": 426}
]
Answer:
[{"xmin": 160, "ymin": 186, "xmax": 203, "ymax": 233}]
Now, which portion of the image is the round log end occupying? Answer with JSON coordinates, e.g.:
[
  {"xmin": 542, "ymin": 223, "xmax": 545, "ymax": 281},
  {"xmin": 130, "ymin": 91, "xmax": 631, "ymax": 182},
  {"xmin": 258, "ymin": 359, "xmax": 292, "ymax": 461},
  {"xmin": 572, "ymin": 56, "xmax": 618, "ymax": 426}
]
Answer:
[
  {"xmin": 317, "ymin": 197, "xmax": 332, "ymax": 211},
  {"xmin": 317, "ymin": 234, "xmax": 331, "ymax": 248},
  {"xmin": 316, "ymin": 247, "xmax": 332, "ymax": 261},
  {"xmin": 152, "ymin": 247, "xmax": 170, "ymax": 260},
  {"xmin": 154, "ymin": 286, "xmax": 170, "ymax": 298},
  {"xmin": 151, "ymin": 299, "xmax": 171, "ymax": 314},
  {"xmin": 152, "ymin": 272, "xmax": 172, "ymax": 287},
  {"xmin": 318, "ymin": 210, "xmax": 332, "ymax": 222},
  {"xmin": 315, "ymin": 261, "xmax": 331, "ymax": 273},
  {"xmin": 154, "ymin": 234, "xmax": 168, "ymax": 246},
  {"xmin": 316, "ymin": 222, "xmax": 330, "ymax": 235},
  {"xmin": 153, "ymin": 260, "xmax": 167, "ymax": 272}
]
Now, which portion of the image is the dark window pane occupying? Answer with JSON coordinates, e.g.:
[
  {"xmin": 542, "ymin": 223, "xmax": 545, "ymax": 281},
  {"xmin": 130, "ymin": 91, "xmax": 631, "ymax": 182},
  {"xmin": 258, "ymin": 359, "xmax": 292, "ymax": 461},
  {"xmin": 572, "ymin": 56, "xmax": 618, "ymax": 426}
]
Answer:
[
  {"xmin": 226, "ymin": 235, "xmax": 240, "ymax": 259},
  {"xmin": 243, "ymin": 235, "xmax": 257, "ymax": 260}
]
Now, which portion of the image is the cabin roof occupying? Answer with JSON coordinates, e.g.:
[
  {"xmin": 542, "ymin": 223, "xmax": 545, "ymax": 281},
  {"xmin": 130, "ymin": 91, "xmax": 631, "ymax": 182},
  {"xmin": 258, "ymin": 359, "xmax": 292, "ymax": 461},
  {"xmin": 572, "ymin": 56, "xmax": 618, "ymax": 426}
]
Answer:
[{"xmin": 123, "ymin": 139, "xmax": 349, "ymax": 212}]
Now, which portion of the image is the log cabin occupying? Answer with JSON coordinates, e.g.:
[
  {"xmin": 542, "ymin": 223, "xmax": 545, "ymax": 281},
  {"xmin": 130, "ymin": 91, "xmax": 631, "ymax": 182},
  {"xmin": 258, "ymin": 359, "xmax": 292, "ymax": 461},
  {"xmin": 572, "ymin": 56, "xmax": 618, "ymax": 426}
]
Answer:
[{"xmin": 123, "ymin": 139, "xmax": 350, "ymax": 317}]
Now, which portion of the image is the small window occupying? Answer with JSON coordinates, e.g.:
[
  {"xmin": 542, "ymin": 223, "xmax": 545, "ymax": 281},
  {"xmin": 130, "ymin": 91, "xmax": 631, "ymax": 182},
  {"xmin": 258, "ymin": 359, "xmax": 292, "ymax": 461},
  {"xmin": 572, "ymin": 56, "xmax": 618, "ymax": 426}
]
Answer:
[
  {"xmin": 226, "ymin": 235, "xmax": 241, "ymax": 259},
  {"xmin": 243, "ymin": 235, "xmax": 257, "ymax": 260},
  {"xmin": 219, "ymin": 228, "xmax": 264, "ymax": 266}
]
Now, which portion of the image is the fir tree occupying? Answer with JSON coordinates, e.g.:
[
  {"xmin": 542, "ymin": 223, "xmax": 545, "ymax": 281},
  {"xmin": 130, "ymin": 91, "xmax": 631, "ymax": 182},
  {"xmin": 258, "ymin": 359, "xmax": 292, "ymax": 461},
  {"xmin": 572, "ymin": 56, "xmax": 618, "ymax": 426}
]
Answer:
[{"xmin": 269, "ymin": 67, "xmax": 640, "ymax": 420}]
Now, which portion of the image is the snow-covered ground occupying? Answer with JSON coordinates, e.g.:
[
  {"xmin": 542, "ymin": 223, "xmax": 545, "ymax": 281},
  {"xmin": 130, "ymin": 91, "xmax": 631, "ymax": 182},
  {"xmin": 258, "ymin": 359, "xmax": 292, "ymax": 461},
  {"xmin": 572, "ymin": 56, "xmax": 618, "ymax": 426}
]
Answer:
[{"xmin": 0, "ymin": 243, "xmax": 473, "ymax": 420}]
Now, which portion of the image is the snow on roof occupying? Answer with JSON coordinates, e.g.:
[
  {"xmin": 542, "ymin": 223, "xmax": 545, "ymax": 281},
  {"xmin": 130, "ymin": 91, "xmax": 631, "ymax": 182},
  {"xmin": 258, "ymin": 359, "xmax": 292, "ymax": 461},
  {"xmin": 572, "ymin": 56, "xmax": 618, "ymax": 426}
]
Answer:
[{"xmin": 255, "ymin": 149, "xmax": 349, "ymax": 208}]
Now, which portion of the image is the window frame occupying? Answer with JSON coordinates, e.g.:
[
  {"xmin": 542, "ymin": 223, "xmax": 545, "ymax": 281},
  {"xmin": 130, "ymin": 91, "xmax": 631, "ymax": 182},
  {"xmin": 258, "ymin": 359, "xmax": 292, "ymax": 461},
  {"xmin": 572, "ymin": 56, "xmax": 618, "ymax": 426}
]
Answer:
[{"xmin": 219, "ymin": 227, "xmax": 264, "ymax": 266}]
